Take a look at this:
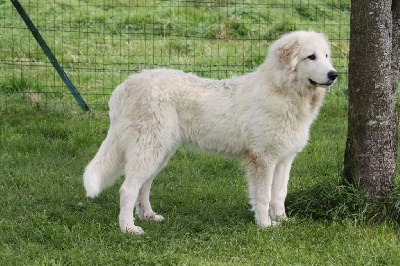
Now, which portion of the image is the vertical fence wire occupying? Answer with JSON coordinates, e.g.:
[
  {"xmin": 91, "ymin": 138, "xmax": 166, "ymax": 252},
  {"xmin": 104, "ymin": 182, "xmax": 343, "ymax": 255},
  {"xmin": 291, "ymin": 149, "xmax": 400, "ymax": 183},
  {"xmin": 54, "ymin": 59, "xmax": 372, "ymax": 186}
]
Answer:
[{"xmin": 0, "ymin": 0, "xmax": 350, "ymax": 111}]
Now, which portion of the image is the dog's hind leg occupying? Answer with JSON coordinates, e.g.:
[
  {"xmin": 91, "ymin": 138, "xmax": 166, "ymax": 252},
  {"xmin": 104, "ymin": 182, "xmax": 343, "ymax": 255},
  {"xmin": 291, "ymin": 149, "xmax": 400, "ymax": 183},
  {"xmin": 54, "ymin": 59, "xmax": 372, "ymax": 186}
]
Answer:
[
  {"xmin": 119, "ymin": 146, "xmax": 176, "ymax": 234},
  {"xmin": 135, "ymin": 156, "xmax": 172, "ymax": 222},
  {"xmin": 119, "ymin": 173, "xmax": 145, "ymax": 234},
  {"xmin": 118, "ymin": 116, "xmax": 179, "ymax": 234},
  {"xmin": 135, "ymin": 177, "xmax": 164, "ymax": 222}
]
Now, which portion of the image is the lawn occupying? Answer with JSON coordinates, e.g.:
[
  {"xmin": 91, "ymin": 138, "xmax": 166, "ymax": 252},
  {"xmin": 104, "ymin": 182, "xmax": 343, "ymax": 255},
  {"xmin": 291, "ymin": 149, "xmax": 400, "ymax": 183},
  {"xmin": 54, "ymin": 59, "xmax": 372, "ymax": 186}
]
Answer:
[
  {"xmin": 1, "ymin": 100, "xmax": 399, "ymax": 265},
  {"xmin": 1, "ymin": 0, "xmax": 400, "ymax": 265}
]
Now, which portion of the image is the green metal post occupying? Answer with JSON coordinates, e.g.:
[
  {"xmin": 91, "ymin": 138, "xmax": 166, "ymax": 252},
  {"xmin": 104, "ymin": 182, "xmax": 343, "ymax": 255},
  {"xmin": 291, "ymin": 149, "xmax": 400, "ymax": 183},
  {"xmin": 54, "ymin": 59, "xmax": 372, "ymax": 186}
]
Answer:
[{"xmin": 10, "ymin": 0, "xmax": 90, "ymax": 112}]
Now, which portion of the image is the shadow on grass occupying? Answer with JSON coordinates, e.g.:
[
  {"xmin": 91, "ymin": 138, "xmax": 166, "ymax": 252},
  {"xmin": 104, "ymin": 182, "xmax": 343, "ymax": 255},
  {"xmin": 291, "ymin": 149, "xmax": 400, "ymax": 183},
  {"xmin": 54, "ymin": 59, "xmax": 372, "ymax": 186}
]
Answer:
[{"xmin": 286, "ymin": 177, "xmax": 400, "ymax": 225}]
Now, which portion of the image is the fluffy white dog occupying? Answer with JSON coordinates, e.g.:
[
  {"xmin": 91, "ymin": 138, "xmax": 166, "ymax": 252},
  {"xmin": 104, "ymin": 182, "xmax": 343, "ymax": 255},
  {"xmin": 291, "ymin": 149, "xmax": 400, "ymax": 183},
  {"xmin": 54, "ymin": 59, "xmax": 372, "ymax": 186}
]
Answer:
[{"xmin": 83, "ymin": 31, "xmax": 338, "ymax": 234}]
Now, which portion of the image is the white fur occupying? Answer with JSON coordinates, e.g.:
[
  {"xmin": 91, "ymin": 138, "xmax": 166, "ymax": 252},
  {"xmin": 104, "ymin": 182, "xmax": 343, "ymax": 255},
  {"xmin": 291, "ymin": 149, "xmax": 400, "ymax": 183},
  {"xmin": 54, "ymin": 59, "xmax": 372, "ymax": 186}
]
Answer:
[{"xmin": 83, "ymin": 31, "xmax": 337, "ymax": 234}]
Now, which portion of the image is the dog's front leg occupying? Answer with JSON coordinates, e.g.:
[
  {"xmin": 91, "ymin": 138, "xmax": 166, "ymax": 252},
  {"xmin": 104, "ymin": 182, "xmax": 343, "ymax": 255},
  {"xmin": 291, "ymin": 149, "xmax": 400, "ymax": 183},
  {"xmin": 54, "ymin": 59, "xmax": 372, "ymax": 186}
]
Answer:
[
  {"xmin": 244, "ymin": 155, "xmax": 276, "ymax": 228},
  {"xmin": 270, "ymin": 155, "xmax": 295, "ymax": 224}
]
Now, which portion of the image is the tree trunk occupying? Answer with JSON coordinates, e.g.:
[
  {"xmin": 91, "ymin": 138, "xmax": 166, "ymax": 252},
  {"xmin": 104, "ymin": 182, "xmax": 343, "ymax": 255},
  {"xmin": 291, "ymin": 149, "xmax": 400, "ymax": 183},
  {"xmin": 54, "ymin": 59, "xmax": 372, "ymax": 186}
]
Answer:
[
  {"xmin": 344, "ymin": 0, "xmax": 399, "ymax": 197},
  {"xmin": 392, "ymin": 1, "xmax": 400, "ymax": 94}
]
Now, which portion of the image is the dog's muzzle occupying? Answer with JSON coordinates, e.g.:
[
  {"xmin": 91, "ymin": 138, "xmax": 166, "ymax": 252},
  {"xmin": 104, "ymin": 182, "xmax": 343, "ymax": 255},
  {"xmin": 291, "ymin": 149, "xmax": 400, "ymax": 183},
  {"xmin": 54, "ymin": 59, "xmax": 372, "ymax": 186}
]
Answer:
[{"xmin": 309, "ymin": 70, "xmax": 339, "ymax": 86}]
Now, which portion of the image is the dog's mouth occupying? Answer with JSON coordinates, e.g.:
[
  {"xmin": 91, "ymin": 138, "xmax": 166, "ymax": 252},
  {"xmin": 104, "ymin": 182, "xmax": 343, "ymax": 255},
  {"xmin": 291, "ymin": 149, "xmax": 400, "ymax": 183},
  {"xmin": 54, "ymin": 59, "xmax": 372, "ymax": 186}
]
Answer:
[
  {"xmin": 309, "ymin": 79, "xmax": 318, "ymax": 85},
  {"xmin": 309, "ymin": 79, "xmax": 333, "ymax": 86}
]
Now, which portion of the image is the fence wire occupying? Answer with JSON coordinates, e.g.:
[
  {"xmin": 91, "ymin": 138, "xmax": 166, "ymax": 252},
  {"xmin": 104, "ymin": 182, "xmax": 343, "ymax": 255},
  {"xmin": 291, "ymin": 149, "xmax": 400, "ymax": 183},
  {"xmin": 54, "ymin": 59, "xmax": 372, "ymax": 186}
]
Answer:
[{"xmin": 0, "ymin": 0, "xmax": 350, "ymax": 111}]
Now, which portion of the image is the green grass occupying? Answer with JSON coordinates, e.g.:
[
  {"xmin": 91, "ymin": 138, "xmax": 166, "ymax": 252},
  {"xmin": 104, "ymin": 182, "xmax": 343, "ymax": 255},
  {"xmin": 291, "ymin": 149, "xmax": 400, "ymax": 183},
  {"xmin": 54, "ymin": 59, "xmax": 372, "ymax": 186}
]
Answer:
[
  {"xmin": 1, "ymin": 0, "xmax": 400, "ymax": 265},
  {"xmin": 1, "ymin": 99, "xmax": 400, "ymax": 265}
]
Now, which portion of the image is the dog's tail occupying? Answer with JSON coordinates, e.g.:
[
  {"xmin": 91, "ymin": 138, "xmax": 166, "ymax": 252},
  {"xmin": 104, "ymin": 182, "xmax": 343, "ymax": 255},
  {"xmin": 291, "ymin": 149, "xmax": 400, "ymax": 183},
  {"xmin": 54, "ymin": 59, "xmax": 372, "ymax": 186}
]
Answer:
[{"xmin": 83, "ymin": 129, "xmax": 123, "ymax": 198}]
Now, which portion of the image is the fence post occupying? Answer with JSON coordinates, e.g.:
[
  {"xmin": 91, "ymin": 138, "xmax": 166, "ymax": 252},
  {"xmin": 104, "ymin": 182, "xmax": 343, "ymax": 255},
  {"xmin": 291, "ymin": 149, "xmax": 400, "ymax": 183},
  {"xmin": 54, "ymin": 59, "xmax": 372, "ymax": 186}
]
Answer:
[{"xmin": 10, "ymin": 0, "xmax": 90, "ymax": 112}]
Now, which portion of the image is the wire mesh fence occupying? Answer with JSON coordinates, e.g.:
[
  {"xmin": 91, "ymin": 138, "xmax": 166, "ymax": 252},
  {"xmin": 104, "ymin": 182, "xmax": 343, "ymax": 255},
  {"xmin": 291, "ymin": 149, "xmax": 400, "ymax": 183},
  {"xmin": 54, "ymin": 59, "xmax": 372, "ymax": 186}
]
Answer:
[{"xmin": 0, "ymin": 0, "xmax": 350, "ymax": 112}]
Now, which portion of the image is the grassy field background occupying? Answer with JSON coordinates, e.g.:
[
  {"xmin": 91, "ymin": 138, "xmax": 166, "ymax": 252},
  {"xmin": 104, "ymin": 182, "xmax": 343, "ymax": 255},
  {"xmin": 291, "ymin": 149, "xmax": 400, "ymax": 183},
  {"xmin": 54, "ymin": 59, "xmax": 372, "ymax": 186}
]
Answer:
[
  {"xmin": 1, "ymin": 0, "xmax": 350, "ymax": 109},
  {"xmin": 1, "ymin": 0, "xmax": 400, "ymax": 265}
]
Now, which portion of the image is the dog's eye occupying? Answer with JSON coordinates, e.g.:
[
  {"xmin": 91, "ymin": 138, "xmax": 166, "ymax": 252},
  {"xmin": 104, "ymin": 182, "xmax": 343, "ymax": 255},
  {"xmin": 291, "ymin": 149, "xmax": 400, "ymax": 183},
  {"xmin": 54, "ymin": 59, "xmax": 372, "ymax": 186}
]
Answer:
[
  {"xmin": 307, "ymin": 54, "xmax": 316, "ymax": 60},
  {"xmin": 326, "ymin": 54, "xmax": 329, "ymax": 58},
  {"xmin": 307, "ymin": 54, "xmax": 317, "ymax": 60}
]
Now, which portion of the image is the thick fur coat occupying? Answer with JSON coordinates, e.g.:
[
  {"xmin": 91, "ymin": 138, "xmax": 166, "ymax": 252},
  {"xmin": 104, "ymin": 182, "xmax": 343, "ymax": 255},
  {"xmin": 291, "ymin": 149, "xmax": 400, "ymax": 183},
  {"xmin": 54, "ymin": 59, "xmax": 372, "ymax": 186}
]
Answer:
[{"xmin": 83, "ymin": 31, "xmax": 338, "ymax": 234}]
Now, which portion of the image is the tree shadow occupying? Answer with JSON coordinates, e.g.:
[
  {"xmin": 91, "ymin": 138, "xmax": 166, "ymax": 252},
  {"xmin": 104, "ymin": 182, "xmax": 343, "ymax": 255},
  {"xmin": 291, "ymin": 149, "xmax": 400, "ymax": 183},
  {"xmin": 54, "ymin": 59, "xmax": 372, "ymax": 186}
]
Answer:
[{"xmin": 285, "ymin": 177, "xmax": 400, "ymax": 224}]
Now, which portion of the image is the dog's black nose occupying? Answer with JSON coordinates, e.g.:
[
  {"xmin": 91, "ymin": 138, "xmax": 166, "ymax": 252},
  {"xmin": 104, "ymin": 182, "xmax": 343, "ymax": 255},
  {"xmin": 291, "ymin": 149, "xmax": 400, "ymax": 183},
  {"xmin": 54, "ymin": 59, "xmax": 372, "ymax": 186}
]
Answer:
[{"xmin": 328, "ymin": 70, "xmax": 339, "ymax": 81}]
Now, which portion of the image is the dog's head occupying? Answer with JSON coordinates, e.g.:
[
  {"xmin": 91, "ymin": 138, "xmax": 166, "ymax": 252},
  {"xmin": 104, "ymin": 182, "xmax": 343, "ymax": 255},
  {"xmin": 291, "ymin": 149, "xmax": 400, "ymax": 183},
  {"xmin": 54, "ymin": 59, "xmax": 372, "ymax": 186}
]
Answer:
[{"xmin": 272, "ymin": 31, "xmax": 338, "ymax": 87}]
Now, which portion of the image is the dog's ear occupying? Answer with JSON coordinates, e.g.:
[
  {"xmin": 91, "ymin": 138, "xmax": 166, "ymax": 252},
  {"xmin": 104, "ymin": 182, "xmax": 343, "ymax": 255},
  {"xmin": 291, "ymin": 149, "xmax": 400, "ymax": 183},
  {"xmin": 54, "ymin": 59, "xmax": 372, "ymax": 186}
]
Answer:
[{"xmin": 277, "ymin": 41, "xmax": 300, "ymax": 71}]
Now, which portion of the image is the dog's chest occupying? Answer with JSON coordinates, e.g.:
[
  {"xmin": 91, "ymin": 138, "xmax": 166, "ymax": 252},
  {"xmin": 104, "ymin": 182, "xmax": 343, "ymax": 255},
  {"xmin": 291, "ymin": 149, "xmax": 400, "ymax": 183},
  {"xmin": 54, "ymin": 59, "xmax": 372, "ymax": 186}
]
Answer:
[{"xmin": 250, "ymin": 94, "xmax": 323, "ymax": 156}]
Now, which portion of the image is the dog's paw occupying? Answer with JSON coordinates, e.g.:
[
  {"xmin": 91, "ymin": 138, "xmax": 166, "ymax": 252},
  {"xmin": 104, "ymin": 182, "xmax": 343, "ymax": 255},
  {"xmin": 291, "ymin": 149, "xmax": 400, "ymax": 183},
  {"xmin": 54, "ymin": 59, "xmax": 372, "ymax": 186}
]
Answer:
[
  {"xmin": 139, "ymin": 212, "xmax": 165, "ymax": 222},
  {"xmin": 121, "ymin": 225, "xmax": 145, "ymax": 235},
  {"xmin": 269, "ymin": 207, "xmax": 287, "ymax": 223},
  {"xmin": 271, "ymin": 220, "xmax": 283, "ymax": 226},
  {"xmin": 271, "ymin": 213, "xmax": 288, "ymax": 223},
  {"xmin": 256, "ymin": 219, "xmax": 272, "ymax": 229},
  {"xmin": 271, "ymin": 213, "xmax": 289, "ymax": 227},
  {"xmin": 119, "ymin": 219, "xmax": 145, "ymax": 235},
  {"xmin": 150, "ymin": 214, "xmax": 165, "ymax": 222}
]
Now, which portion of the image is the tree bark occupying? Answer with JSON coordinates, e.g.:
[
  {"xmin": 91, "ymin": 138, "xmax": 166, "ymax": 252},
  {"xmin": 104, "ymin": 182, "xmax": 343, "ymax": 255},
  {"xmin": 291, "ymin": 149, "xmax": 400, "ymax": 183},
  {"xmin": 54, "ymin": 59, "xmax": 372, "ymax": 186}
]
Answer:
[
  {"xmin": 344, "ymin": 0, "xmax": 399, "ymax": 197},
  {"xmin": 392, "ymin": 1, "xmax": 400, "ymax": 93}
]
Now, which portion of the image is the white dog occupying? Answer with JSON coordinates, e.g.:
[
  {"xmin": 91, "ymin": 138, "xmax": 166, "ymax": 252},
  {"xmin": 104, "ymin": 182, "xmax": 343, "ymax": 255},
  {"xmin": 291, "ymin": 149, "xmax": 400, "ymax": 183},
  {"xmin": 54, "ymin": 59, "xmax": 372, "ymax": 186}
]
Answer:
[{"xmin": 83, "ymin": 31, "xmax": 338, "ymax": 234}]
